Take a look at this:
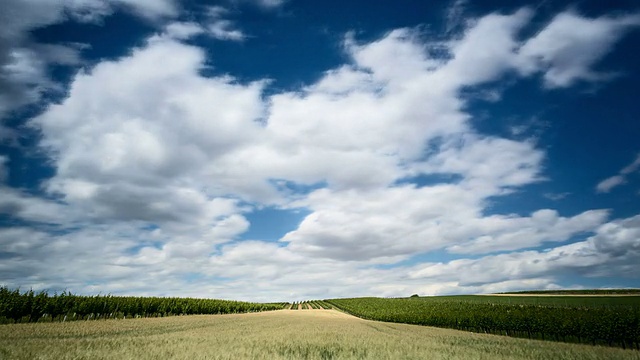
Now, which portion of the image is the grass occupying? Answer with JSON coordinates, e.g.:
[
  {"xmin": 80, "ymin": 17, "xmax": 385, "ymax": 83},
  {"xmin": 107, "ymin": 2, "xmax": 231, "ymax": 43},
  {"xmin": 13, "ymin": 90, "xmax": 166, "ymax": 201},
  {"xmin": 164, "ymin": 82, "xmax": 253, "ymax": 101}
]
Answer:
[{"xmin": 1, "ymin": 310, "xmax": 639, "ymax": 359}]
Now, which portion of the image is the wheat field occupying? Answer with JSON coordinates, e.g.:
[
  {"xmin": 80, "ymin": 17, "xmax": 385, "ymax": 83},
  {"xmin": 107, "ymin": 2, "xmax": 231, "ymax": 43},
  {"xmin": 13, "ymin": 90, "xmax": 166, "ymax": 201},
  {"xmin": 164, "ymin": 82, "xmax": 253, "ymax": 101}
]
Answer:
[{"xmin": 1, "ymin": 309, "xmax": 639, "ymax": 360}]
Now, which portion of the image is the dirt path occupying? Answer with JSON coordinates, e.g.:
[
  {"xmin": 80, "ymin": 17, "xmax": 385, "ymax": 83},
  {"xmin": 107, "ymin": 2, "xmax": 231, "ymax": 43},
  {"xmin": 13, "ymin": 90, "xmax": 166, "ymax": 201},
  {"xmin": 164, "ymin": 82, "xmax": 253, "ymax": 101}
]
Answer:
[
  {"xmin": 306, "ymin": 303, "xmax": 313, "ymax": 310},
  {"xmin": 297, "ymin": 303, "xmax": 302, "ymax": 310}
]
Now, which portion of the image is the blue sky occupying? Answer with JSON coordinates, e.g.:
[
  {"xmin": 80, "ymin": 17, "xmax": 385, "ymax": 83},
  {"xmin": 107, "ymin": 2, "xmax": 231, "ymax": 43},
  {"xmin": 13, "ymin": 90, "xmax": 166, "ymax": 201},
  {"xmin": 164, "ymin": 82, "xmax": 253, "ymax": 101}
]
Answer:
[{"xmin": 0, "ymin": 0, "xmax": 639, "ymax": 301}]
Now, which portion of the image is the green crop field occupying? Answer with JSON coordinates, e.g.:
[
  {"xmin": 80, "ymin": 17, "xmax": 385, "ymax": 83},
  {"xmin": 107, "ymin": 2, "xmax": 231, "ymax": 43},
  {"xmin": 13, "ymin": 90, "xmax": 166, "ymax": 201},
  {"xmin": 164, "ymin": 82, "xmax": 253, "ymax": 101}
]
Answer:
[
  {"xmin": 415, "ymin": 294, "xmax": 640, "ymax": 307},
  {"xmin": 325, "ymin": 295, "xmax": 640, "ymax": 349},
  {"xmin": 0, "ymin": 287, "xmax": 285, "ymax": 324},
  {"xmin": 500, "ymin": 289, "xmax": 640, "ymax": 296}
]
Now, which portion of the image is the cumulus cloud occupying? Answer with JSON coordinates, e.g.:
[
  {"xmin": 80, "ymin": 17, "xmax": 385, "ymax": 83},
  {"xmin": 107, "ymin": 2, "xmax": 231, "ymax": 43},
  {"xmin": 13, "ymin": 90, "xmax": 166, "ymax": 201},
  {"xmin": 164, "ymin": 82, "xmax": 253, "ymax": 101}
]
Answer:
[
  {"xmin": 282, "ymin": 186, "xmax": 608, "ymax": 261},
  {"xmin": 2, "ymin": 7, "xmax": 638, "ymax": 300},
  {"xmin": 0, "ymin": 186, "xmax": 74, "ymax": 224},
  {"xmin": 26, "ymin": 38, "xmax": 260, "ymax": 260},
  {"xmin": 0, "ymin": 0, "xmax": 179, "ymax": 121},
  {"xmin": 517, "ymin": 11, "xmax": 640, "ymax": 88},
  {"xmin": 439, "ymin": 8, "xmax": 534, "ymax": 87},
  {"xmin": 409, "ymin": 214, "xmax": 640, "ymax": 286}
]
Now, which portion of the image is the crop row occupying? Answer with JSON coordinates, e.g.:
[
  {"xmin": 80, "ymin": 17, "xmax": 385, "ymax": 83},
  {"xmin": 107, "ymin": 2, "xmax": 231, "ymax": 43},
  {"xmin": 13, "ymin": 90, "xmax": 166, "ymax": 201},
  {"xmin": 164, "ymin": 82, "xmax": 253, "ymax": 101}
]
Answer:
[
  {"xmin": 415, "ymin": 294, "xmax": 640, "ymax": 308},
  {"xmin": 501, "ymin": 289, "xmax": 640, "ymax": 295},
  {"xmin": 0, "ymin": 287, "xmax": 285, "ymax": 324},
  {"xmin": 288, "ymin": 300, "xmax": 333, "ymax": 310},
  {"xmin": 307, "ymin": 300, "xmax": 332, "ymax": 309},
  {"xmin": 325, "ymin": 296, "xmax": 640, "ymax": 350}
]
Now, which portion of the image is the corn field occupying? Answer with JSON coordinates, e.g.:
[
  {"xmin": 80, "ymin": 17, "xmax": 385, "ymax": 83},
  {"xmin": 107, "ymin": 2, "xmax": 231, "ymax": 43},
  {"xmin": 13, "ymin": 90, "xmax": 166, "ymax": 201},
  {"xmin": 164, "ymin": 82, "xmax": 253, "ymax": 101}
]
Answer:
[
  {"xmin": 0, "ymin": 287, "xmax": 286, "ymax": 324},
  {"xmin": 325, "ymin": 296, "xmax": 640, "ymax": 350}
]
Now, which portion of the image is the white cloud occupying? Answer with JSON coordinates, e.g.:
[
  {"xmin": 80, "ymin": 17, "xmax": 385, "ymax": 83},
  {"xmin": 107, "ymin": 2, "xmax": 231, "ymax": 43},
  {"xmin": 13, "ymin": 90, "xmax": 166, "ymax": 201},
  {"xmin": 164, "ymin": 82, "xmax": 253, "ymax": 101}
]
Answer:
[
  {"xmin": 29, "ymin": 35, "xmax": 261, "ymax": 249},
  {"xmin": 232, "ymin": 0, "xmax": 286, "ymax": 9},
  {"xmin": 518, "ymin": 12, "xmax": 640, "ymax": 88},
  {"xmin": 621, "ymin": 154, "xmax": 640, "ymax": 174},
  {"xmin": 0, "ymin": 0, "xmax": 180, "ymax": 121},
  {"xmin": 596, "ymin": 153, "xmax": 640, "ymax": 193},
  {"xmin": 5, "ymin": 213, "xmax": 636, "ymax": 300},
  {"xmin": 205, "ymin": 7, "xmax": 246, "ymax": 41},
  {"xmin": 446, "ymin": 209, "xmax": 609, "ymax": 254},
  {"xmin": 419, "ymin": 135, "xmax": 544, "ymax": 191},
  {"xmin": 0, "ymin": 186, "xmax": 76, "ymax": 224},
  {"xmin": 113, "ymin": 0, "xmax": 178, "ymax": 19},
  {"xmin": 0, "ymin": 155, "xmax": 8, "ymax": 182},
  {"xmin": 208, "ymin": 20, "xmax": 246, "ymax": 41},
  {"xmin": 597, "ymin": 175, "xmax": 627, "ymax": 193},
  {"xmin": 256, "ymin": 0, "xmax": 286, "ymax": 7},
  {"xmin": 164, "ymin": 22, "xmax": 205, "ymax": 40},
  {"xmin": 3, "ymin": 7, "xmax": 638, "ymax": 300},
  {"xmin": 439, "ymin": 8, "xmax": 533, "ymax": 87},
  {"xmin": 543, "ymin": 192, "xmax": 570, "ymax": 201},
  {"xmin": 444, "ymin": 0, "xmax": 469, "ymax": 34},
  {"xmin": 409, "ymin": 214, "xmax": 640, "ymax": 286},
  {"xmin": 282, "ymin": 186, "xmax": 608, "ymax": 261}
]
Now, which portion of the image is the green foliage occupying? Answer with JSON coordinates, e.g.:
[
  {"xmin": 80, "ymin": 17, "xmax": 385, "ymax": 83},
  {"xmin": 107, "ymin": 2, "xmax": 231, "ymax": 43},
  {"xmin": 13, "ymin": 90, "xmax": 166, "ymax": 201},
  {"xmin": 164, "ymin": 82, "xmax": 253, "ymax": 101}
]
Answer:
[
  {"xmin": 325, "ymin": 296, "xmax": 640, "ymax": 349},
  {"xmin": 0, "ymin": 287, "xmax": 285, "ymax": 324},
  {"xmin": 315, "ymin": 300, "xmax": 333, "ymax": 310},
  {"xmin": 500, "ymin": 289, "xmax": 640, "ymax": 295}
]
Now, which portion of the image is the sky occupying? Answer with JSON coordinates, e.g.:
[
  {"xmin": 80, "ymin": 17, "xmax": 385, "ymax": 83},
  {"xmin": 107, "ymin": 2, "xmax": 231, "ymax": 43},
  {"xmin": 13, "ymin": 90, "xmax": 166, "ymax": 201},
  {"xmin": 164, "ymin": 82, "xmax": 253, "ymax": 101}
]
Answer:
[{"xmin": 0, "ymin": 0, "xmax": 639, "ymax": 302}]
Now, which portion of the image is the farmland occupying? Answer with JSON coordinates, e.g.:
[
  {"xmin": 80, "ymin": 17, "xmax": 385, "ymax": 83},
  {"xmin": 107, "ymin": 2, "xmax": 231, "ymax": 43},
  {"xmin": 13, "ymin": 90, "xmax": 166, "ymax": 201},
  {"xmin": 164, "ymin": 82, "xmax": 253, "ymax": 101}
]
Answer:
[
  {"xmin": 287, "ymin": 300, "xmax": 334, "ymax": 310},
  {"xmin": 498, "ymin": 289, "xmax": 640, "ymax": 296},
  {"xmin": 2, "ymin": 288, "xmax": 640, "ymax": 358},
  {"xmin": 2, "ymin": 309, "xmax": 640, "ymax": 360},
  {"xmin": 325, "ymin": 295, "xmax": 640, "ymax": 349},
  {"xmin": 0, "ymin": 287, "xmax": 285, "ymax": 324}
]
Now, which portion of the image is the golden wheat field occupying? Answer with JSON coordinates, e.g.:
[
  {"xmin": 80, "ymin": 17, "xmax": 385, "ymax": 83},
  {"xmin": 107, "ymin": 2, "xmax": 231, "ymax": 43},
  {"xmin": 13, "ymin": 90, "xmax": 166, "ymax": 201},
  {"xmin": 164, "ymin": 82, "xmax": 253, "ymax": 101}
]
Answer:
[{"xmin": 1, "ymin": 309, "xmax": 639, "ymax": 360}]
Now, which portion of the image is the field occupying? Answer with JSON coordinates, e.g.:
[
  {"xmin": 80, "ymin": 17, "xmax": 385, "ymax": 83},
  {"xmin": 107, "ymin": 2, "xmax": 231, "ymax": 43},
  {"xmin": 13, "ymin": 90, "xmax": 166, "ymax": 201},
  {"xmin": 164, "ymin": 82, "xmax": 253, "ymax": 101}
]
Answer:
[
  {"xmin": 498, "ymin": 289, "xmax": 640, "ymax": 296},
  {"xmin": 2, "ymin": 309, "xmax": 640, "ymax": 360},
  {"xmin": 0, "ymin": 287, "xmax": 285, "ymax": 324},
  {"xmin": 325, "ymin": 296, "xmax": 640, "ymax": 349},
  {"xmin": 3, "ymin": 289, "xmax": 640, "ymax": 358}
]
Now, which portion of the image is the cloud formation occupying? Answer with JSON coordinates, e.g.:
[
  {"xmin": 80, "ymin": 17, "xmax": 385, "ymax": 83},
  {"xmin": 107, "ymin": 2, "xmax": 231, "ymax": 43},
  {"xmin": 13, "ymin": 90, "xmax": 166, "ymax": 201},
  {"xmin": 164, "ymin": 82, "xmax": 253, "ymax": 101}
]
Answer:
[
  {"xmin": 597, "ymin": 153, "xmax": 640, "ymax": 193},
  {"xmin": 1, "ymin": 7, "xmax": 639, "ymax": 300},
  {"xmin": 205, "ymin": 6, "xmax": 246, "ymax": 41},
  {"xmin": 0, "ymin": 0, "xmax": 179, "ymax": 122},
  {"xmin": 518, "ymin": 11, "xmax": 640, "ymax": 88},
  {"xmin": 0, "ymin": 155, "xmax": 8, "ymax": 182}
]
